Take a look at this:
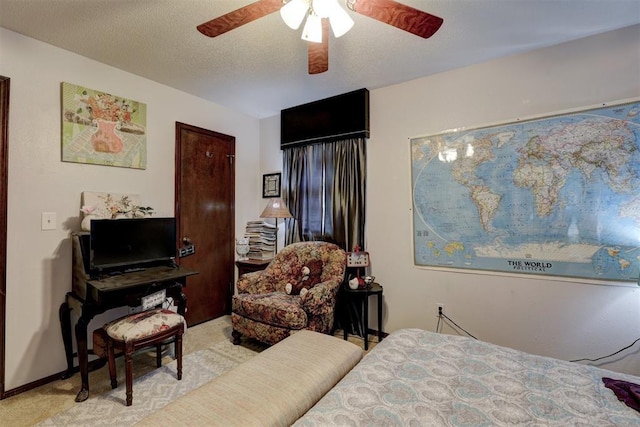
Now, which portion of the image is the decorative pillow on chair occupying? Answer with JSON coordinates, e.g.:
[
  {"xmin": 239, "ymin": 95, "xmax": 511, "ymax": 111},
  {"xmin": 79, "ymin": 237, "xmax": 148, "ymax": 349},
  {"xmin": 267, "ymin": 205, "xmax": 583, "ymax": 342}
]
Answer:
[{"xmin": 285, "ymin": 260, "xmax": 324, "ymax": 297}]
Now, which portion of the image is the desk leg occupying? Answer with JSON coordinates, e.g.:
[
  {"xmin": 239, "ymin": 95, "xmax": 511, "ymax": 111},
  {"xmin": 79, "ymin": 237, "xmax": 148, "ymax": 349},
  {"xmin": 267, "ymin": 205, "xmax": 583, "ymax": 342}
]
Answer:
[
  {"xmin": 377, "ymin": 293, "xmax": 383, "ymax": 343},
  {"xmin": 59, "ymin": 300, "xmax": 74, "ymax": 379},
  {"xmin": 176, "ymin": 291, "xmax": 187, "ymax": 317},
  {"xmin": 363, "ymin": 294, "xmax": 369, "ymax": 351},
  {"xmin": 74, "ymin": 315, "xmax": 90, "ymax": 402}
]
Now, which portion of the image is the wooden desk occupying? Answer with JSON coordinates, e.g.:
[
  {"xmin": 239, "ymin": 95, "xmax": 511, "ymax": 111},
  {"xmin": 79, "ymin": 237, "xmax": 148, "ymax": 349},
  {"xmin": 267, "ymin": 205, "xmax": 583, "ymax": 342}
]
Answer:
[{"xmin": 59, "ymin": 234, "xmax": 198, "ymax": 402}]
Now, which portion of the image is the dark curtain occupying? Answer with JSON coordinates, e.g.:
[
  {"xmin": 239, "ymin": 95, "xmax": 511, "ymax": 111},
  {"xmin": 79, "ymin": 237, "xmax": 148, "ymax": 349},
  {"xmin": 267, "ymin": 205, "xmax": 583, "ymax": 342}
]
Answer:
[{"xmin": 283, "ymin": 138, "xmax": 366, "ymax": 251}]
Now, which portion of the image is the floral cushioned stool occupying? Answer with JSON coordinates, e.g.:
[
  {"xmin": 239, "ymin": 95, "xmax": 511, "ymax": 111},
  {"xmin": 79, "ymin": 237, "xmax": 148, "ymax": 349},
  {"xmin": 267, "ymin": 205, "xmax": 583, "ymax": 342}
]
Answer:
[
  {"xmin": 232, "ymin": 241, "xmax": 346, "ymax": 345},
  {"xmin": 104, "ymin": 308, "xmax": 185, "ymax": 406}
]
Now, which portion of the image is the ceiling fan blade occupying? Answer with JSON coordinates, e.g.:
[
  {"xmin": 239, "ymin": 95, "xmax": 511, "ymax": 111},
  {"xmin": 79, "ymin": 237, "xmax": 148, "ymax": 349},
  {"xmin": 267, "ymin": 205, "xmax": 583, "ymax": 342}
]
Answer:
[
  {"xmin": 351, "ymin": 0, "xmax": 443, "ymax": 39},
  {"xmin": 197, "ymin": 0, "xmax": 283, "ymax": 38},
  {"xmin": 308, "ymin": 19, "xmax": 329, "ymax": 74}
]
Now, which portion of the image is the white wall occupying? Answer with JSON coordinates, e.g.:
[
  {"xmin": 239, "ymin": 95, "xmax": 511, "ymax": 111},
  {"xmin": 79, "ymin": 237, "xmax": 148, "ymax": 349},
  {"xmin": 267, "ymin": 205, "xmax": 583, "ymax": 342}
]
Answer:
[
  {"xmin": 261, "ymin": 25, "xmax": 640, "ymax": 375},
  {"xmin": 369, "ymin": 25, "xmax": 640, "ymax": 375},
  {"xmin": 259, "ymin": 117, "xmax": 287, "ymax": 251},
  {"xmin": 0, "ymin": 28, "xmax": 263, "ymax": 390}
]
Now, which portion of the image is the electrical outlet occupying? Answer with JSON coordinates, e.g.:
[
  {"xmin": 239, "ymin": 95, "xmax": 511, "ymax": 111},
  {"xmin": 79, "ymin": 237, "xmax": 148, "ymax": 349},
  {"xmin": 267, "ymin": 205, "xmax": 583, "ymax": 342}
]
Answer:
[{"xmin": 436, "ymin": 303, "xmax": 445, "ymax": 316}]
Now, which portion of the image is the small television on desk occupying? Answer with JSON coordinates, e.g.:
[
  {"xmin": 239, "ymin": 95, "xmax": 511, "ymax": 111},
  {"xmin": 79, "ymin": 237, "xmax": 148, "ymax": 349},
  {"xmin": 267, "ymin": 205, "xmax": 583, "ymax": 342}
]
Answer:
[{"xmin": 89, "ymin": 217, "xmax": 177, "ymax": 273}]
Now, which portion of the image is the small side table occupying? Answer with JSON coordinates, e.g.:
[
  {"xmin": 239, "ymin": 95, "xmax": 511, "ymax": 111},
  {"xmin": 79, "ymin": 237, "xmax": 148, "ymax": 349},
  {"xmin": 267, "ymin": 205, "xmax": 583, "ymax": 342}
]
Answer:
[
  {"xmin": 235, "ymin": 258, "xmax": 271, "ymax": 277},
  {"xmin": 341, "ymin": 282, "xmax": 383, "ymax": 350}
]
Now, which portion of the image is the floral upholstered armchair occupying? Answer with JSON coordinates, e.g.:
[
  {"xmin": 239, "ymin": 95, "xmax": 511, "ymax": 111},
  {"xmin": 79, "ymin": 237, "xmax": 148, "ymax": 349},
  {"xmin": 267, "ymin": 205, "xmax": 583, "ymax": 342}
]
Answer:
[{"xmin": 231, "ymin": 241, "xmax": 346, "ymax": 345}]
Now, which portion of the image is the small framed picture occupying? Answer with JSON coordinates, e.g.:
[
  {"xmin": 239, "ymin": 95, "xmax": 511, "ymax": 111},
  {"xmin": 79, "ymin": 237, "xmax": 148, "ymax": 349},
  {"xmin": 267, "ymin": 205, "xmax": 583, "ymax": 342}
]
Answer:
[{"xmin": 262, "ymin": 172, "xmax": 281, "ymax": 198}]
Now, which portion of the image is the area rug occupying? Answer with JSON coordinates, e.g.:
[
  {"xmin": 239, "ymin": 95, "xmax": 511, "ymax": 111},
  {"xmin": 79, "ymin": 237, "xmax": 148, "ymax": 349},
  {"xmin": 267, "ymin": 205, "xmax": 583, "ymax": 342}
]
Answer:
[{"xmin": 36, "ymin": 341, "xmax": 258, "ymax": 426}]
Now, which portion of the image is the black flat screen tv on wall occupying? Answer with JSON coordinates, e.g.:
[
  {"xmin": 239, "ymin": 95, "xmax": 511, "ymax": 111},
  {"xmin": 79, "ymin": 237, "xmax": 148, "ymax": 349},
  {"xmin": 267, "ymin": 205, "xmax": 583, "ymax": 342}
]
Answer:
[
  {"xmin": 281, "ymin": 88, "xmax": 369, "ymax": 148},
  {"xmin": 89, "ymin": 217, "xmax": 177, "ymax": 272}
]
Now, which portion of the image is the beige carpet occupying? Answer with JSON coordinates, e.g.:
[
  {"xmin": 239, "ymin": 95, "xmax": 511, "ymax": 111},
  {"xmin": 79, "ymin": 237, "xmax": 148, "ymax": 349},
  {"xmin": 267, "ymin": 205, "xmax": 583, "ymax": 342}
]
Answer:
[
  {"xmin": 37, "ymin": 345, "xmax": 253, "ymax": 426},
  {"xmin": 0, "ymin": 316, "xmax": 376, "ymax": 426},
  {"xmin": 0, "ymin": 316, "xmax": 266, "ymax": 426}
]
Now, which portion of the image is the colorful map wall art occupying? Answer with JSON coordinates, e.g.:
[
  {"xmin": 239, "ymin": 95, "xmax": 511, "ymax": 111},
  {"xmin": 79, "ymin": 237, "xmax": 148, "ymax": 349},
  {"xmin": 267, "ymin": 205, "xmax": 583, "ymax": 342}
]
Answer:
[{"xmin": 411, "ymin": 99, "xmax": 640, "ymax": 282}]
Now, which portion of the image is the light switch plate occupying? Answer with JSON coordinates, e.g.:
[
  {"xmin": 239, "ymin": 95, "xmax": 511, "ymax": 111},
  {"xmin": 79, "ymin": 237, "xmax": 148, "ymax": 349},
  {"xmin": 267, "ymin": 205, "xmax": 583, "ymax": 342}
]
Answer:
[{"xmin": 41, "ymin": 212, "xmax": 56, "ymax": 230}]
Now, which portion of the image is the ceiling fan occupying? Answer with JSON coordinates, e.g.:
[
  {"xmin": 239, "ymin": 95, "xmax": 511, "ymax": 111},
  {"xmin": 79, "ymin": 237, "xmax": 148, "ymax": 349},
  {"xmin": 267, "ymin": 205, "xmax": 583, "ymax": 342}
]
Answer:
[{"xmin": 197, "ymin": 0, "xmax": 444, "ymax": 74}]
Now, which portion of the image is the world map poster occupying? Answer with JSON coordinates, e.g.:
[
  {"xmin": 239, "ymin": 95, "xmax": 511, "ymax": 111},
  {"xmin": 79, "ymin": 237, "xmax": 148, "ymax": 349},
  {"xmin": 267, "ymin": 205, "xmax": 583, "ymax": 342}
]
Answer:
[{"xmin": 410, "ymin": 100, "xmax": 640, "ymax": 282}]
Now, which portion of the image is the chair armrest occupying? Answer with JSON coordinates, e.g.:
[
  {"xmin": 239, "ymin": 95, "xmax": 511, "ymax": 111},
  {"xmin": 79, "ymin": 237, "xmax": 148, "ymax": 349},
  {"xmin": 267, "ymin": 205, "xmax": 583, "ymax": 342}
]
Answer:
[
  {"xmin": 236, "ymin": 270, "xmax": 276, "ymax": 294},
  {"xmin": 301, "ymin": 280, "xmax": 340, "ymax": 314}
]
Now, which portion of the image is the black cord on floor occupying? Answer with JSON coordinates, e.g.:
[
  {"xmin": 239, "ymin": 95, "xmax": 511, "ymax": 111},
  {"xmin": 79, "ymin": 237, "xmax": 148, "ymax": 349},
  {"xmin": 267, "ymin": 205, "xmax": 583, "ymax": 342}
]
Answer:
[
  {"xmin": 436, "ymin": 312, "xmax": 640, "ymax": 363},
  {"xmin": 570, "ymin": 337, "xmax": 640, "ymax": 363},
  {"xmin": 437, "ymin": 312, "xmax": 477, "ymax": 339}
]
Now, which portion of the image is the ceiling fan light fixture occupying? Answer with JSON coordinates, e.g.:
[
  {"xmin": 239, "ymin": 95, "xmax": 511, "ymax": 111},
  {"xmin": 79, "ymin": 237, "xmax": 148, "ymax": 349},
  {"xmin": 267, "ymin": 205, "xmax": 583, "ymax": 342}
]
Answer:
[
  {"xmin": 280, "ymin": 0, "xmax": 310, "ymax": 30},
  {"xmin": 328, "ymin": 4, "xmax": 354, "ymax": 37},
  {"xmin": 311, "ymin": 0, "xmax": 337, "ymax": 18},
  {"xmin": 311, "ymin": 0, "xmax": 353, "ymax": 38},
  {"xmin": 301, "ymin": 13, "xmax": 323, "ymax": 43},
  {"xmin": 197, "ymin": 0, "xmax": 443, "ymax": 75}
]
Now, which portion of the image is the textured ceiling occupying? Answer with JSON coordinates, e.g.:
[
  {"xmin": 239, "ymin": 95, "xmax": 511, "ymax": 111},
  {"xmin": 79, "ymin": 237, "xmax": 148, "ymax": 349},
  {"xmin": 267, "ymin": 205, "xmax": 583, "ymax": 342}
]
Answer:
[{"xmin": 1, "ymin": 0, "xmax": 639, "ymax": 118}]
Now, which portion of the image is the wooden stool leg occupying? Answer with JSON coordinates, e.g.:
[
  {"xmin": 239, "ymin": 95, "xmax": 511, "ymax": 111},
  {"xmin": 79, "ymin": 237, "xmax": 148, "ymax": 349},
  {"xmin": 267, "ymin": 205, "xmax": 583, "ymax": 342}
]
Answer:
[
  {"xmin": 155, "ymin": 343, "xmax": 162, "ymax": 368},
  {"xmin": 176, "ymin": 331, "xmax": 183, "ymax": 381},
  {"xmin": 125, "ymin": 341, "xmax": 134, "ymax": 406},
  {"xmin": 107, "ymin": 339, "xmax": 118, "ymax": 389}
]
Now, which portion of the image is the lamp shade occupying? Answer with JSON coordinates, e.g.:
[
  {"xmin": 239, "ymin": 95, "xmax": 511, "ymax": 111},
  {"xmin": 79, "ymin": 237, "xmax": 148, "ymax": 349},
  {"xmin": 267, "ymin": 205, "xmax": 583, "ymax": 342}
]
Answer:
[
  {"xmin": 260, "ymin": 198, "xmax": 293, "ymax": 219},
  {"xmin": 281, "ymin": 0, "xmax": 354, "ymax": 41},
  {"xmin": 301, "ymin": 13, "xmax": 323, "ymax": 43},
  {"xmin": 312, "ymin": 0, "xmax": 337, "ymax": 18},
  {"xmin": 280, "ymin": 0, "xmax": 310, "ymax": 30},
  {"xmin": 328, "ymin": 3, "xmax": 354, "ymax": 37}
]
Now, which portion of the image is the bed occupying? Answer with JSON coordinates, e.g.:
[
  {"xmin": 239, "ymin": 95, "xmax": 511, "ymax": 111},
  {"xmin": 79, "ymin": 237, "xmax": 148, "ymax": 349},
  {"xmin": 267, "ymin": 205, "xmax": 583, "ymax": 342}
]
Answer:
[{"xmin": 295, "ymin": 328, "xmax": 640, "ymax": 426}]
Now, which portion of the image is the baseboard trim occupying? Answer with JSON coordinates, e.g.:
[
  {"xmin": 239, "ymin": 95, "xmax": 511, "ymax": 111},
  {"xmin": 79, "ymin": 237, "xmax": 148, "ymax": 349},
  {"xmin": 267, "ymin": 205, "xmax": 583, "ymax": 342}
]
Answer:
[{"xmin": 2, "ymin": 358, "xmax": 106, "ymax": 400}]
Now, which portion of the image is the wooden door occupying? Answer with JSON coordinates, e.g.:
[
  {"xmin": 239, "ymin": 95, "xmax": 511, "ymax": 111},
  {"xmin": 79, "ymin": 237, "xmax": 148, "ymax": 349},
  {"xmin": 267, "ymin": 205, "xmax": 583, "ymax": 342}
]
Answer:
[
  {"xmin": 0, "ymin": 76, "xmax": 9, "ymax": 398},
  {"xmin": 175, "ymin": 122, "xmax": 235, "ymax": 326}
]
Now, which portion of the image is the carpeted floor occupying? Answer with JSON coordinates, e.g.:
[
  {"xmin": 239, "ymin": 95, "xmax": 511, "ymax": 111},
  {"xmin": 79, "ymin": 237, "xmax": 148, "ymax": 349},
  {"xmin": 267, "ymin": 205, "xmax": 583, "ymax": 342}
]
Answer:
[
  {"xmin": 0, "ymin": 316, "xmax": 266, "ymax": 426},
  {"xmin": 0, "ymin": 315, "xmax": 376, "ymax": 426},
  {"xmin": 37, "ymin": 344, "xmax": 255, "ymax": 426}
]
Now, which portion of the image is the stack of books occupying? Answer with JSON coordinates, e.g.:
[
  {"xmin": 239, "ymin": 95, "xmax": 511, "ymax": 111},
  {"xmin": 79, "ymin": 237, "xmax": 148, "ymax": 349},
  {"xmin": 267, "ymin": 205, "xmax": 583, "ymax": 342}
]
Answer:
[{"xmin": 245, "ymin": 220, "xmax": 276, "ymax": 259}]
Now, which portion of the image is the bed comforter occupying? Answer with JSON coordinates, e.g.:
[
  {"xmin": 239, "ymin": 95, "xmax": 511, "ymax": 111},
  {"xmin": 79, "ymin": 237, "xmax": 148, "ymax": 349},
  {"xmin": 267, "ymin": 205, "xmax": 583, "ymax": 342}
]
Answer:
[{"xmin": 295, "ymin": 328, "xmax": 640, "ymax": 426}]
